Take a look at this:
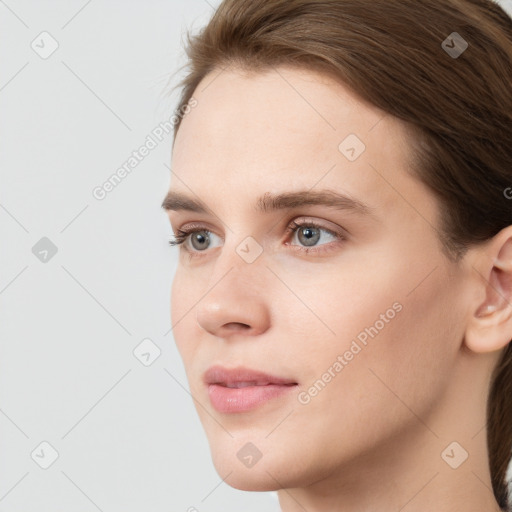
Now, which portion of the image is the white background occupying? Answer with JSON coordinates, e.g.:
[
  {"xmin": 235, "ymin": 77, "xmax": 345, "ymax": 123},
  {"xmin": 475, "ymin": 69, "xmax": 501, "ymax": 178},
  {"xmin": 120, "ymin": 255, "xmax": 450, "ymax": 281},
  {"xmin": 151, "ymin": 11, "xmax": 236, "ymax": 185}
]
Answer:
[{"xmin": 1, "ymin": 1, "xmax": 511, "ymax": 511}]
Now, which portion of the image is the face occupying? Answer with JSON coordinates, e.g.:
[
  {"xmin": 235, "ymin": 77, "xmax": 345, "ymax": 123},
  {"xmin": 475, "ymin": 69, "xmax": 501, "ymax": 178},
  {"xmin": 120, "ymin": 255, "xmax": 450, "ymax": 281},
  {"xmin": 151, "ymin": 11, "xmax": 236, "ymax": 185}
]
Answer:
[{"xmin": 165, "ymin": 66, "xmax": 471, "ymax": 491}]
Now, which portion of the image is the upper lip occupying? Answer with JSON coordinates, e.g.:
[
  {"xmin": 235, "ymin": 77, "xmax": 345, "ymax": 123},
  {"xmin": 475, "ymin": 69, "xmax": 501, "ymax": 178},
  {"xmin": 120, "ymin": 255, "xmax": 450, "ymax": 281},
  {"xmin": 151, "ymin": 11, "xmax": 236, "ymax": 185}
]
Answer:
[{"xmin": 204, "ymin": 365, "xmax": 298, "ymax": 387}]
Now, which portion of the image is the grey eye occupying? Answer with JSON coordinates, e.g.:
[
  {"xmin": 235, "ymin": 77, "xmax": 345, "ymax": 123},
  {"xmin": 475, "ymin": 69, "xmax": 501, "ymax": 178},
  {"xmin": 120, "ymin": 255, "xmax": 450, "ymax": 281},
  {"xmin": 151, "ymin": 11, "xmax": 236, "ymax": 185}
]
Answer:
[
  {"xmin": 297, "ymin": 226, "xmax": 321, "ymax": 247},
  {"xmin": 291, "ymin": 225, "xmax": 337, "ymax": 248},
  {"xmin": 190, "ymin": 231, "xmax": 211, "ymax": 251}
]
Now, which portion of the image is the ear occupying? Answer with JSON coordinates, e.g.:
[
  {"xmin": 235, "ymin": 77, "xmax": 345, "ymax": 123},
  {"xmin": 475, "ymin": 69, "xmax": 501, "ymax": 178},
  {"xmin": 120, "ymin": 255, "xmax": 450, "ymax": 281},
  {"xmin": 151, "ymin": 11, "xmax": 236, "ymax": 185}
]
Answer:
[{"xmin": 465, "ymin": 226, "xmax": 512, "ymax": 354}]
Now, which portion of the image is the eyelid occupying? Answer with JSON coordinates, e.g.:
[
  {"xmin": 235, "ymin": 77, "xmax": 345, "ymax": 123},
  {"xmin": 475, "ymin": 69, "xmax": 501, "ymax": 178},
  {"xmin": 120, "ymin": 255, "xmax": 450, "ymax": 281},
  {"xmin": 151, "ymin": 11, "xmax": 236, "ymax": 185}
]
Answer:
[
  {"xmin": 169, "ymin": 222, "xmax": 223, "ymax": 251},
  {"xmin": 169, "ymin": 217, "xmax": 347, "ymax": 256},
  {"xmin": 287, "ymin": 217, "xmax": 348, "ymax": 239}
]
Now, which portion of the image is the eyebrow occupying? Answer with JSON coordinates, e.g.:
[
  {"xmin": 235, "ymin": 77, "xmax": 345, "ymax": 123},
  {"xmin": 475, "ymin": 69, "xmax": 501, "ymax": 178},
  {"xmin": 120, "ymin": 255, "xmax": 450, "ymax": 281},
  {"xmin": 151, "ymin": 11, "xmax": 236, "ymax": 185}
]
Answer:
[{"xmin": 161, "ymin": 189, "xmax": 376, "ymax": 218}]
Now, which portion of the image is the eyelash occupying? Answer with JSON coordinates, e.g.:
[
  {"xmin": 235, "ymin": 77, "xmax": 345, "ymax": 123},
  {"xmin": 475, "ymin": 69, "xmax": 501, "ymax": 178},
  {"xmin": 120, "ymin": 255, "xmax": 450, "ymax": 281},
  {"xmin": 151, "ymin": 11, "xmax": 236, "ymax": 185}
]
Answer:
[{"xmin": 168, "ymin": 219, "xmax": 346, "ymax": 258}]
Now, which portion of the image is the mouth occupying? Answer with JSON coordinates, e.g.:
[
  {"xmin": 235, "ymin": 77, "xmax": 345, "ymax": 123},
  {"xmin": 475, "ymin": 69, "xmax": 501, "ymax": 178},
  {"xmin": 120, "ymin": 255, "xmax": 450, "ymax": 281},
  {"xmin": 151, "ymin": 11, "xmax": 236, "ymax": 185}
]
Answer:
[
  {"xmin": 203, "ymin": 365, "xmax": 298, "ymax": 413},
  {"xmin": 203, "ymin": 364, "xmax": 298, "ymax": 387},
  {"xmin": 218, "ymin": 381, "xmax": 296, "ymax": 388}
]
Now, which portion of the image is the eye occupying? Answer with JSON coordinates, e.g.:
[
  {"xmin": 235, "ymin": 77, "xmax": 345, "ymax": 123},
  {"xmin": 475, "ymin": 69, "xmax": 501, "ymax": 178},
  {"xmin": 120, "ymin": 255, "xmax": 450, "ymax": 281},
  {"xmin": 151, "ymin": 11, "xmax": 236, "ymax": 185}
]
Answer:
[
  {"xmin": 169, "ymin": 225, "xmax": 222, "ymax": 253},
  {"xmin": 168, "ymin": 219, "xmax": 346, "ymax": 257},
  {"xmin": 286, "ymin": 219, "xmax": 340, "ymax": 250}
]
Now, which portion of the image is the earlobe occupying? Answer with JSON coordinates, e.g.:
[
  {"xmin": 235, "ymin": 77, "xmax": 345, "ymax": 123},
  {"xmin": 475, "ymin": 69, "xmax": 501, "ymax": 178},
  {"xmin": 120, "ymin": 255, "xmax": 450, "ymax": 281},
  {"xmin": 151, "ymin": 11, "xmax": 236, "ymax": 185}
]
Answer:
[{"xmin": 464, "ymin": 232, "xmax": 512, "ymax": 354}]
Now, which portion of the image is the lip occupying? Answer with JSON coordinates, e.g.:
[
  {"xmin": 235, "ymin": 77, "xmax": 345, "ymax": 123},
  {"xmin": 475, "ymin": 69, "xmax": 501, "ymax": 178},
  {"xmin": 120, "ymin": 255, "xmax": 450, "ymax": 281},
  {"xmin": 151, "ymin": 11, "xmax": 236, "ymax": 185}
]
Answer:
[
  {"xmin": 204, "ymin": 365, "xmax": 298, "ymax": 413},
  {"xmin": 203, "ymin": 365, "xmax": 297, "ymax": 387}
]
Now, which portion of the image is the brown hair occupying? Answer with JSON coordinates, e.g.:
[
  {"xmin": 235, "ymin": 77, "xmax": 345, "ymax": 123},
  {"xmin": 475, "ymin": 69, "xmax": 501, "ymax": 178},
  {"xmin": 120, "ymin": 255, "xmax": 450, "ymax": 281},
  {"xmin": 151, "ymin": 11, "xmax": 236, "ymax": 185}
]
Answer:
[{"xmin": 169, "ymin": 0, "xmax": 512, "ymax": 508}]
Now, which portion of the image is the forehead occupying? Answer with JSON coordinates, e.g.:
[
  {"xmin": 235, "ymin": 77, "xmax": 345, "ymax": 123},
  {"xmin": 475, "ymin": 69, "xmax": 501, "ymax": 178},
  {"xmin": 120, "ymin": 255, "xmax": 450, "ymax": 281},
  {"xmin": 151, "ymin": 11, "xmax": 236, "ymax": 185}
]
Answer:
[{"xmin": 170, "ymin": 65, "xmax": 429, "ymax": 222}]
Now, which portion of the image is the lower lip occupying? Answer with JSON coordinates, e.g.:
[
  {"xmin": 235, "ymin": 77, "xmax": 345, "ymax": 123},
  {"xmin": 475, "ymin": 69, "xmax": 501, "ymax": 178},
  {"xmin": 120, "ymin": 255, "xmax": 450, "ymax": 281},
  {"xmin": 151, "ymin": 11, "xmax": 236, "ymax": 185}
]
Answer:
[{"xmin": 207, "ymin": 383, "xmax": 297, "ymax": 413}]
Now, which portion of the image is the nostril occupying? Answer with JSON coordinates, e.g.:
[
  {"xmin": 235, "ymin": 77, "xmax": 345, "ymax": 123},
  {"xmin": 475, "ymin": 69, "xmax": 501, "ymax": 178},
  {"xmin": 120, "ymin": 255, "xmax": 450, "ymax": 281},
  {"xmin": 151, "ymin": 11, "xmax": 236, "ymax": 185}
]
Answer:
[{"xmin": 224, "ymin": 322, "xmax": 251, "ymax": 330}]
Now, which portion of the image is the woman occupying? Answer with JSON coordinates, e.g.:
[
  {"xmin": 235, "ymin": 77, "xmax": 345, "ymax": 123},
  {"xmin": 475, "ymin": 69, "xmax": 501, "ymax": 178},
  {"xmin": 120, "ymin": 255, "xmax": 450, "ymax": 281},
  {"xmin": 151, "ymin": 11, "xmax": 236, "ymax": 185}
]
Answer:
[{"xmin": 162, "ymin": 1, "xmax": 512, "ymax": 510}]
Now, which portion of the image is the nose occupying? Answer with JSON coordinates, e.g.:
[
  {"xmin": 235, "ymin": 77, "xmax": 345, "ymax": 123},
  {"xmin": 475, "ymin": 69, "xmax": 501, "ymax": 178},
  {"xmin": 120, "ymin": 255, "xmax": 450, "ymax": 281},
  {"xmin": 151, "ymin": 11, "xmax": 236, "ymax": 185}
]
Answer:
[{"xmin": 194, "ymin": 256, "xmax": 271, "ymax": 339}]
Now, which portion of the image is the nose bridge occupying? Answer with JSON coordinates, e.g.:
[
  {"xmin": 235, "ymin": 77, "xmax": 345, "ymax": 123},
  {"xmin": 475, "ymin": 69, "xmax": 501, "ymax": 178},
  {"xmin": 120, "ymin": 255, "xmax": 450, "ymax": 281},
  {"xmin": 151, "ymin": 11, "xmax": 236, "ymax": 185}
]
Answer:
[
  {"xmin": 210, "ymin": 228, "xmax": 267, "ymax": 283},
  {"xmin": 194, "ymin": 235, "xmax": 270, "ymax": 337}
]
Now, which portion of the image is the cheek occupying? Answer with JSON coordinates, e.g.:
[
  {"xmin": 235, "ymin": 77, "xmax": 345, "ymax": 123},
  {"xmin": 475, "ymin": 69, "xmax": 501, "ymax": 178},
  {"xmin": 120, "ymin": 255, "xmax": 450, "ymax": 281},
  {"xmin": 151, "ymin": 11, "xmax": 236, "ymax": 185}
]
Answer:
[
  {"xmin": 296, "ymin": 266, "xmax": 458, "ymax": 443},
  {"xmin": 284, "ymin": 251, "xmax": 458, "ymax": 425}
]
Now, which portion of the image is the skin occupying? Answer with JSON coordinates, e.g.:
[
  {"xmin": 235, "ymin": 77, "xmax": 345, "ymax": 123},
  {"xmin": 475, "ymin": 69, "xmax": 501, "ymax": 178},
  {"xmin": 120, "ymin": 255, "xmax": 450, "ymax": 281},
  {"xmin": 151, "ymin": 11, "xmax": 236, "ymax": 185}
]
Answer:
[{"xmin": 165, "ymin": 65, "xmax": 512, "ymax": 512}]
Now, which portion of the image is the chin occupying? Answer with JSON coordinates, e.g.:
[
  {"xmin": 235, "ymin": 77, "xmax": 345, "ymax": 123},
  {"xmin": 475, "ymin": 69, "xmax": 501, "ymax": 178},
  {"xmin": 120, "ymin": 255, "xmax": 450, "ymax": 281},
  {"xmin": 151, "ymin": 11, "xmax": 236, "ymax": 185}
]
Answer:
[
  {"xmin": 209, "ymin": 444, "xmax": 311, "ymax": 492},
  {"xmin": 216, "ymin": 463, "xmax": 284, "ymax": 492},
  {"xmin": 208, "ymin": 445, "xmax": 276, "ymax": 491}
]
